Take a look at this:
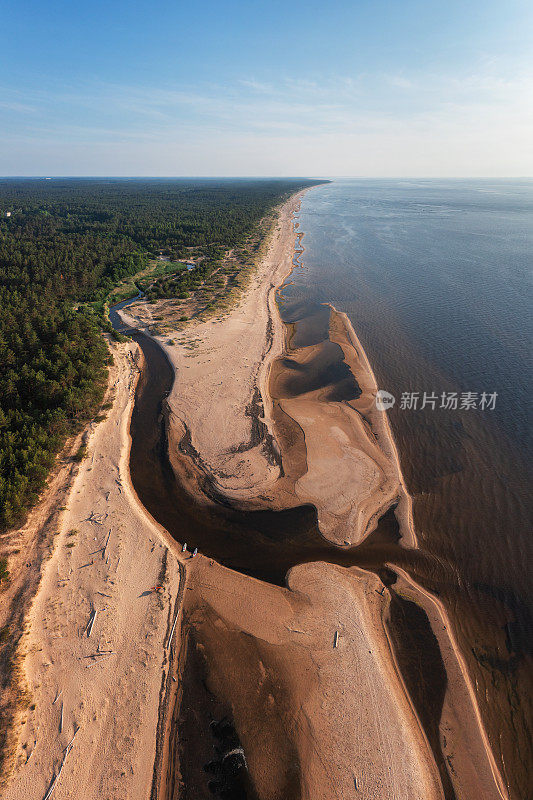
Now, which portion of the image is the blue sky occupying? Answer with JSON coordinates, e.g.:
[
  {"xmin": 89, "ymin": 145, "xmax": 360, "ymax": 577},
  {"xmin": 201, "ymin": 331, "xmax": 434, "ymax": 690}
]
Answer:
[{"xmin": 1, "ymin": 0, "xmax": 532, "ymax": 176}]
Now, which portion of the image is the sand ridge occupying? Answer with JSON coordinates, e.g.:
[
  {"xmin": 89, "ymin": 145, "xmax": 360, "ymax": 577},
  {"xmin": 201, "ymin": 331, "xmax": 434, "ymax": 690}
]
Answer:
[
  {"xmin": 390, "ymin": 566, "xmax": 510, "ymax": 800},
  {"xmin": 269, "ymin": 309, "xmax": 409, "ymax": 546},
  {"xmin": 120, "ymin": 191, "xmax": 307, "ymax": 501}
]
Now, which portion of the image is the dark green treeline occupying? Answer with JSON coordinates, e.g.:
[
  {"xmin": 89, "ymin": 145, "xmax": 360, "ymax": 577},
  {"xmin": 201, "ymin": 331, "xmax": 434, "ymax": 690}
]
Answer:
[{"xmin": 0, "ymin": 178, "xmax": 325, "ymax": 530}]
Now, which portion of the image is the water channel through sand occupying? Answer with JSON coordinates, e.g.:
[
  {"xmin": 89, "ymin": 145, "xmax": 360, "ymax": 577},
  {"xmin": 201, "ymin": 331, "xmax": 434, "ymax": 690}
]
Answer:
[
  {"xmin": 110, "ymin": 296, "xmax": 470, "ymax": 799},
  {"xmin": 108, "ymin": 195, "xmax": 512, "ymax": 799}
]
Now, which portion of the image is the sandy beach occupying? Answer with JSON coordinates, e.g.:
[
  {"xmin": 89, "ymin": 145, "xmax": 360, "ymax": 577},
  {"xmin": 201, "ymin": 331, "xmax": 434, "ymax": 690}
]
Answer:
[
  {"xmin": 1, "ymin": 188, "xmax": 511, "ymax": 800},
  {"xmin": 1, "ymin": 343, "xmax": 181, "ymax": 800},
  {"xmin": 159, "ymin": 557, "xmax": 445, "ymax": 800},
  {"xmin": 120, "ymin": 192, "xmax": 305, "ymax": 502}
]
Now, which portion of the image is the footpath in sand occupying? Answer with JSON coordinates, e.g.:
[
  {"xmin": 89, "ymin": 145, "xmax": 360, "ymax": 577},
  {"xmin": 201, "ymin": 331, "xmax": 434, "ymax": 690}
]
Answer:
[{"xmin": 3, "ymin": 343, "xmax": 180, "ymax": 800}]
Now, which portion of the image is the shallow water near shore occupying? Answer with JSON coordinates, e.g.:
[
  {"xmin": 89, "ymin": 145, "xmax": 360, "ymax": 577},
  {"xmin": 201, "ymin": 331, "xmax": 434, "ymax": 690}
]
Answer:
[
  {"xmin": 288, "ymin": 179, "xmax": 533, "ymax": 799},
  {"xmin": 115, "ymin": 313, "xmax": 465, "ymax": 798},
  {"xmin": 126, "ymin": 327, "xmax": 419, "ymax": 585}
]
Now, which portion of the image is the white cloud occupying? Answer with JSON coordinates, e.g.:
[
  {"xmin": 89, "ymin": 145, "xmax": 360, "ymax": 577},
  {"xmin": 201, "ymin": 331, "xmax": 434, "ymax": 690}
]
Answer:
[
  {"xmin": 386, "ymin": 75, "xmax": 415, "ymax": 90},
  {"xmin": 2, "ymin": 62, "xmax": 532, "ymax": 175}
]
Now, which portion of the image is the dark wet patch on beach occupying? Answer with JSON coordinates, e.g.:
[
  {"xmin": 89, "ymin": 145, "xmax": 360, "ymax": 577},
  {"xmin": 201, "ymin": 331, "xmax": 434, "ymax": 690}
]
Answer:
[
  {"xmin": 272, "ymin": 340, "xmax": 361, "ymax": 402},
  {"xmin": 173, "ymin": 623, "xmax": 260, "ymax": 800},
  {"xmin": 386, "ymin": 591, "xmax": 457, "ymax": 800}
]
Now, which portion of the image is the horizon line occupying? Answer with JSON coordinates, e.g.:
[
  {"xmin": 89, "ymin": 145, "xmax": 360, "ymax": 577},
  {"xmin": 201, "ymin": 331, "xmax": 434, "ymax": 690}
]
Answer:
[{"xmin": 1, "ymin": 175, "xmax": 532, "ymax": 181}]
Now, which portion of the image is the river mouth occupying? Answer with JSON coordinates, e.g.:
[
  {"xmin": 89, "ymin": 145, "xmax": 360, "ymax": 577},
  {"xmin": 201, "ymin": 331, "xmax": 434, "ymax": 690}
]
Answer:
[
  {"xmin": 109, "ymin": 270, "xmax": 512, "ymax": 799},
  {"xmin": 126, "ymin": 326, "xmax": 445, "ymax": 589},
  {"xmin": 121, "ymin": 316, "xmax": 459, "ymax": 798}
]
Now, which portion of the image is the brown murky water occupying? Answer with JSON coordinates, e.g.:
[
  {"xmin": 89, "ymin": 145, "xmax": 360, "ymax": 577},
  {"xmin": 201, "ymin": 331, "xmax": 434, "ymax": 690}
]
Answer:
[
  {"xmin": 284, "ymin": 180, "xmax": 533, "ymax": 800},
  {"xmin": 109, "ymin": 318, "xmax": 457, "ymax": 798},
  {"xmin": 109, "ymin": 178, "xmax": 532, "ymax": 798}
]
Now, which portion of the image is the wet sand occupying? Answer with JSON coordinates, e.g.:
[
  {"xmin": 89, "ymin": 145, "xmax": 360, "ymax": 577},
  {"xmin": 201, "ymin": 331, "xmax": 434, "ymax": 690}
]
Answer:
[
  {"xmin": 121, "ymin": 192, "xmax": 509, "ymax": 799},
  {"xmin": 269, "ymin": 307, "xmax": 415, "ymax": 547},
  {"xmin": 288, "ymin": 180, "xmax": 533, "ymax": 800},
  {"xmin": 166, "ymin": 557, "xmax": 445, "ymax": 800}
]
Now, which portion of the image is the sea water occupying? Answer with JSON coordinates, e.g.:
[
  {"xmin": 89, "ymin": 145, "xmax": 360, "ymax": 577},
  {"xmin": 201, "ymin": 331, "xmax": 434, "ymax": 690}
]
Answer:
[{"xmin": 289, "ymin": 178, "xmax": 533, "ymax": 798}]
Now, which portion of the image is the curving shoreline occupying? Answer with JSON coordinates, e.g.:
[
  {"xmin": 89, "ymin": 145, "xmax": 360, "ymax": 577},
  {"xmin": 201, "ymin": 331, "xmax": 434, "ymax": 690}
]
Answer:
[
  {"xmin": 273, "ymin": 201, "xmax": 509, "ymax": 800},
  {"xmin": 329, "ymin": 307, "xmax": 418, "ymax": 548},
  {"xmin": 118, "ymin": 188, "xmax": 510, "ymax": 800},
  {"xmin": 263, "ymin": 200, "xmax": 509, "ymax": 799},
  {"xmin": 0, "ymin": 188, "xmax": 512, "ymax": 800}
]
